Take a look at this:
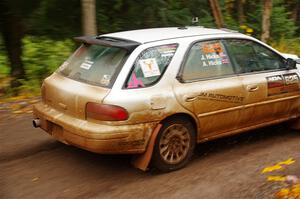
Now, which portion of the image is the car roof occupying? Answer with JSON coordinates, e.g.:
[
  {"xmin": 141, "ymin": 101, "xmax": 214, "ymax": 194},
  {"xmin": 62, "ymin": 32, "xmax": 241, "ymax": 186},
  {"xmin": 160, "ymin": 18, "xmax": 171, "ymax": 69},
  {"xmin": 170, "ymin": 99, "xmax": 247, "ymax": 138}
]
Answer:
[{"xmin": 101, "ymin": 27, "xmax": 239, "ymax": 44}]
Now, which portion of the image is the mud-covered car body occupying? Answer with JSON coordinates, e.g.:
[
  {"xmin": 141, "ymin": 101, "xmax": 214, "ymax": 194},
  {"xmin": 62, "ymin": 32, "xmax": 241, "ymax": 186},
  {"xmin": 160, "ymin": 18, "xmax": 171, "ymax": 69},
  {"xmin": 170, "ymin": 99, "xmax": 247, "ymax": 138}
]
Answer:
[{"xmin": 33, "ymin": 27, "xmax": 300, "ymax": 171}]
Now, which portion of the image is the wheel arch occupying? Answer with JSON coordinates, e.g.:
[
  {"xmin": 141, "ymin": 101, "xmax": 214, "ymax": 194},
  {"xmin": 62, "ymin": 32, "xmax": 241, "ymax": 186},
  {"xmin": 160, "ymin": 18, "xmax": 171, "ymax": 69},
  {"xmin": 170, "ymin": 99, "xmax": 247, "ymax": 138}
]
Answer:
[{"xmin": 160, "ymin": 113, "xmax": 199, "ymax": 139}]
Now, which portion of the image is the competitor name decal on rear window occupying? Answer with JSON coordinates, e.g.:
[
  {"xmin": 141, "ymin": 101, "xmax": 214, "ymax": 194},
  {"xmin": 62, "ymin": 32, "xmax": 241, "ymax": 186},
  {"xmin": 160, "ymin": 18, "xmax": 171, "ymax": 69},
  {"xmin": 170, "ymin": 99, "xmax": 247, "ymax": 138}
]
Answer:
[{"xmin": 266, "ymin": 73, "xmax": 300, "ymax": 96}]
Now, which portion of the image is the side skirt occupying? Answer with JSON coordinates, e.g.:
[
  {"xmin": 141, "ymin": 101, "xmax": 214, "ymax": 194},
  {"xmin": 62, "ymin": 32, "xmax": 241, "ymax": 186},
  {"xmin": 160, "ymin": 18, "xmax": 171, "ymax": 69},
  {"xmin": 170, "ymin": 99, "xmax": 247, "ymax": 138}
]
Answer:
[{"xmin": 197, "ymin": 116, "xmax": 298, "ymax": 143}]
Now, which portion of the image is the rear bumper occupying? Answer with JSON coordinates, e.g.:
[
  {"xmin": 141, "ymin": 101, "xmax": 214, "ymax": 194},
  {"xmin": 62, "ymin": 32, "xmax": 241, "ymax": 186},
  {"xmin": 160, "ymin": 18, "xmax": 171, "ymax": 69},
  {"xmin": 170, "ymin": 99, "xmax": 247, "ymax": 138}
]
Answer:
[{"xmin": 33, "ymin": 102, "xmax": 158, "ymax": 154}]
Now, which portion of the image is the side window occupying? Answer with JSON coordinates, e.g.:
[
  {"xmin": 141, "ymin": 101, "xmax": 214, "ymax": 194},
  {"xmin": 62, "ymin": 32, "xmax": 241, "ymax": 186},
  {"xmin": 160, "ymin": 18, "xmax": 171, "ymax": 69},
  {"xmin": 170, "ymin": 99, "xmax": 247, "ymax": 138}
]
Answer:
[
  {"xmin": 225, "ymin": 40, "xmax": 286, "ymax": 73},
  {"xmin": 125, "ymin": 44, "xmax": 178, "ymax": 88},
  {"xmin": 181, "ymin": 40, "xmax": 234, "ymax": 81},
  {"xmin": 252, "ymin": 42, "xmax": 286, "ymax": 70}
]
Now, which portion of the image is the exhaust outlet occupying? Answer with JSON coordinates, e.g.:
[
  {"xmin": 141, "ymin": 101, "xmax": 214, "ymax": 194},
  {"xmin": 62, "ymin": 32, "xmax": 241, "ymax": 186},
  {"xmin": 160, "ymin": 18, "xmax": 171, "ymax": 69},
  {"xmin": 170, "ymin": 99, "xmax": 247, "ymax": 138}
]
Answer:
[{"xmin": 32, "ymin": 119, "xmax": 41, "ymax": 128}]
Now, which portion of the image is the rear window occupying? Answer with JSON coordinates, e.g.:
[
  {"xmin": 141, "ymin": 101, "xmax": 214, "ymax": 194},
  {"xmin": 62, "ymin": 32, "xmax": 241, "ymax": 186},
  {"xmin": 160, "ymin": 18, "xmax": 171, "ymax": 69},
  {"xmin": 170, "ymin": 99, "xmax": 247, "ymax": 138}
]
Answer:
[
  {"xmin": 125, "ymin": 44, "xmax": 178, "ymax": 89},
  {"xmin": 58, "ymin": 44, "xmax": 128, "ymax": 87}
]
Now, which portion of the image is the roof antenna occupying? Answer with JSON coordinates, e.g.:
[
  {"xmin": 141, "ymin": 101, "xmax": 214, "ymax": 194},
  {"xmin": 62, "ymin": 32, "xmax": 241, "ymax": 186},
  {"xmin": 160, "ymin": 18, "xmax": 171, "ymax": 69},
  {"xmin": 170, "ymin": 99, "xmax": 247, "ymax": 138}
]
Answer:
[
  {"xmin": 192, "ymin": 17, "xmax": 199, "ymax": 25},
  {"xmin": 178, "ymin": 17, "xmax": 199, "ymax": 29}
]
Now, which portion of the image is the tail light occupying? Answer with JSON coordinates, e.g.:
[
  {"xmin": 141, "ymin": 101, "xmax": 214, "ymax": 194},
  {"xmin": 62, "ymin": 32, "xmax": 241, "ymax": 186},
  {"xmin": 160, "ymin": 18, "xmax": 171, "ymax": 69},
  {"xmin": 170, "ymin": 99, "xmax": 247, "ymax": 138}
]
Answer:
[{"xmin": 86, "ymin": 102, "xmax": 129, "ymax": 121}]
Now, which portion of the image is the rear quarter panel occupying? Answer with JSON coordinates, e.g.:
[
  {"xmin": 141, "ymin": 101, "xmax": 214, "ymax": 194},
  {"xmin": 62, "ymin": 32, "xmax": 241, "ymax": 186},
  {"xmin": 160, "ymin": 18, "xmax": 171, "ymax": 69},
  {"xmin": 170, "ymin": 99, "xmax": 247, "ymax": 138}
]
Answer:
[{"xmin": 103, "ymin": 38, "xmax": 197, "ymax": 125}]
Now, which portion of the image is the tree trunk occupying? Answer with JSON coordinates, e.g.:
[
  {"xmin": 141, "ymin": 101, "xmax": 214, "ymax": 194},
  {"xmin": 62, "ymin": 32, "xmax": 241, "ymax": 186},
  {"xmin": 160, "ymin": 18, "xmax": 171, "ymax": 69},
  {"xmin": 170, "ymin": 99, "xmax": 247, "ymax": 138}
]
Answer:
[
  {"xmin": 237, "ymin": 0, "xmax": 245, "ymax": 25},
  {"xmin": 0, "ymin": 1, "xmax": 25, "ymax": 88},
  {"xmin": 261, "ymin": 0, "xmax": 272, "ymax": 42},
  {"xmin": 81, "ymin": 0, "xmax": 97, "ymax": 36},
  {"xmin": 209, "ymin": 0, "xmax": 225, "ymax": 28},
  {"xmin": 291, "ymin": 2, "xmax": 299, "ymax": 23}
]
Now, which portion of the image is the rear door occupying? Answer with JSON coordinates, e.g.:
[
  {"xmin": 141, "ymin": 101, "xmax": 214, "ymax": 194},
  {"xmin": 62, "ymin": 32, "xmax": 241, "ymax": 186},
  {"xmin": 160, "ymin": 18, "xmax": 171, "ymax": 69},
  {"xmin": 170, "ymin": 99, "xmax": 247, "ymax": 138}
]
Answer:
[
  {"xmin": 174, "ymin": 40, "xmax": 246, "ymax": 139},
  {"xmin": 224, "ymin": 39, "xmax": 300, "ymax": 128}
]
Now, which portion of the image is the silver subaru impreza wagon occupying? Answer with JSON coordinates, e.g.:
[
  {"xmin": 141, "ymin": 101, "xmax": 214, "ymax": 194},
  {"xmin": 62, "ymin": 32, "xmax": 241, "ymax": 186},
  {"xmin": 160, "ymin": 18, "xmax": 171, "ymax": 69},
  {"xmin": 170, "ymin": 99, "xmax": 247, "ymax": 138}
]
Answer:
[{"xmin": 33, "ymin": 27, "xmax": 300, "ymax": 172}]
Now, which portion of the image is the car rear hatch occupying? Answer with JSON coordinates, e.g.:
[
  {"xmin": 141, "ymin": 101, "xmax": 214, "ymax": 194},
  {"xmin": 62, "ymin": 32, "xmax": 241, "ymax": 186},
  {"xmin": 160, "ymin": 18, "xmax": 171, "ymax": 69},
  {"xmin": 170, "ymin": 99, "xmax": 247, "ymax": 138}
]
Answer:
[
  {"xmin": 42, "ymin": 36, "xmax": 140, "ymax": 119},
  {"xmin": 42, "ymin": 73, "xmax": 110, "ymax": 120}
]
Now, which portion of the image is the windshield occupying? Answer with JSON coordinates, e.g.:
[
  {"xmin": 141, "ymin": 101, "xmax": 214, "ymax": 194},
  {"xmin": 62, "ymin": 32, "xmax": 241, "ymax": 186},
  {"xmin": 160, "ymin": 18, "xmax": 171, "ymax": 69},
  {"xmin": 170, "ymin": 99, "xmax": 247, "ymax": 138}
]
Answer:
[{"xmin": 58, "ymin": 44, "xmax": 128, "ymax": 87}]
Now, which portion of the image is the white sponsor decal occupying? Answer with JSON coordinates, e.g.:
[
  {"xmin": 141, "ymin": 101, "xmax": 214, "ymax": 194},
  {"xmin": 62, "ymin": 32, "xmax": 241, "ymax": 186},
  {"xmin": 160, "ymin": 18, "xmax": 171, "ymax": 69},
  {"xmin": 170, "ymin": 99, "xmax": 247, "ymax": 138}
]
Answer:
[
  {"xmin": 139, "ymin": 58, "xmax": 161, "ymax": 78},
  {"xmin": 284, "ymin": 74, "xmax": 299, "ymax": 85},
  {"xmin": 80, "ymin": 60, "xmax": 94, "ymax": 70},
  {"xmin": 100, "ymin": 74, "xmax": 111, "ymax": 85},
  {"xmin": 268, "ymin": 76, "xmax": 283, "ymax": 82}
]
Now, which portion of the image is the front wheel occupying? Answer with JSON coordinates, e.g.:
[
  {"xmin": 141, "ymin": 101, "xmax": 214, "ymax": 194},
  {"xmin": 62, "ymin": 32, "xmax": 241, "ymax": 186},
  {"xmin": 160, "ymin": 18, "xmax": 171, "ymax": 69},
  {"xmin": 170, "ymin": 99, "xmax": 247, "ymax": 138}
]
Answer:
[{"xmin": 152, "ymin": 118, "xmax": 196, "ymax": 172}]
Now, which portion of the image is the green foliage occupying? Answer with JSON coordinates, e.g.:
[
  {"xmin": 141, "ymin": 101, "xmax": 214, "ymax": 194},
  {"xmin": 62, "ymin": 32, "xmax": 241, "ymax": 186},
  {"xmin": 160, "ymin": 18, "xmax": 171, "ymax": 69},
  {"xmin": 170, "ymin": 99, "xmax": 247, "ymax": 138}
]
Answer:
[
  {"xmin": 158, "ymin": 0, "xmax": 192, "ymax": 26},
  {"xmin": 185, "ymin": 0, "xmax": 216, "ymax": 27},
  {"xmin": 243, "ymin": 0, "xmax": 297, "ymax": 40},
  {"xmin": 0, "ymin": 46, "xmax": 9, "ymax": 76},
  {"xmin": 271, "ymin": 38, "xmax": 300, "ymax": 56},
  {"xmin": 22, "ymin": 36, "xmax": 75, "ymax": 84},
  {"xmin": 96, "ymin": 0, "xmax": 193, "ymax": 33},
  {"xmin": 0, "ymin": 54, "xmax": 9, "ymax": 76},
  {"xmin": 22, "ymin": 0, "xmax": 300, "ymax": 40},
  {"xmin": 221, "ymin": 0, "xmax": 239, "ymax": 30},
  {"xmin": 27, "ymin": 0, "xmax": 81, "ymax": 38},
  {"xmin": 270, "ymin": 4, "xmax": 297, "ymax": 39},
  {"xmin": 0, "ymin": 36, "xmax": 75, "ymax": 96}
]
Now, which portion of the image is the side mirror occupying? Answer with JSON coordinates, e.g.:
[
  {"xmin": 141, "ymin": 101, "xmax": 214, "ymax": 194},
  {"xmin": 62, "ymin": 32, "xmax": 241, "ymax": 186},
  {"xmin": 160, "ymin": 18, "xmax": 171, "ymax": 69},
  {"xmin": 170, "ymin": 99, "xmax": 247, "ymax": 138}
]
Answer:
[{"xmin": 286, "ymin": 58, "xmax": 297, "ymax": 70}]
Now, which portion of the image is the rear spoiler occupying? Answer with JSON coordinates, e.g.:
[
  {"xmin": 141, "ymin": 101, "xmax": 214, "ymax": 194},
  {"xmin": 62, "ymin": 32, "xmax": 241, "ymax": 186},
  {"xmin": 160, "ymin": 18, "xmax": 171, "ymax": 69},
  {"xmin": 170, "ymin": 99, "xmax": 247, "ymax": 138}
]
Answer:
[{"xmin": 74, "ymin": 36, "xmax": 141, "ymax": 51}]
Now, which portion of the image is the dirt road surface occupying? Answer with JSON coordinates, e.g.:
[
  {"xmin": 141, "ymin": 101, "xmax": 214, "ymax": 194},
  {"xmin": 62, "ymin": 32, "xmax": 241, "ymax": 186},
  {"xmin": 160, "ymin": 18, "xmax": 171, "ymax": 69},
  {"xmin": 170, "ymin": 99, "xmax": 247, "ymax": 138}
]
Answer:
[{"xmin": 1, "ymin": 114, "xmax": 300, "ymax": 199}]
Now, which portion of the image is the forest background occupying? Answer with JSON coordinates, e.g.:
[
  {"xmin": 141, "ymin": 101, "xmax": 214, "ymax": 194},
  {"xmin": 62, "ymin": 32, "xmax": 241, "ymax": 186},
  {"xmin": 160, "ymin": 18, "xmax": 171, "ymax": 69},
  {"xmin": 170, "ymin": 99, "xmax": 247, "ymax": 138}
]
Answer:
[{"xmin": 0, "ymin": 0, "xmax": 299, "ymax": 97}]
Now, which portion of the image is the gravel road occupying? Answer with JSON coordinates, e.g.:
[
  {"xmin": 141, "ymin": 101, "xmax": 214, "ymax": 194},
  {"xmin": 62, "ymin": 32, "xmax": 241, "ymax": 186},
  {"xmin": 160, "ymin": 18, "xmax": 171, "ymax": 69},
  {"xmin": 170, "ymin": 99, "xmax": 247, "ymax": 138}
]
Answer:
[{"xmin": 1, "ymin": 114, "xmax": 300, "ymax": 199}]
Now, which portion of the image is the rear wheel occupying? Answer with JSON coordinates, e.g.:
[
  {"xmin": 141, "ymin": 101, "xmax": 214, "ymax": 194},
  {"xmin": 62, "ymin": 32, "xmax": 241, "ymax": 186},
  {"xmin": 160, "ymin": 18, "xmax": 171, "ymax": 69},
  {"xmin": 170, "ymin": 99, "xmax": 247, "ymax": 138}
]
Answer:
[{"xmin": 152, "ymin": 118, "xmax": 196, "ymax": 172}]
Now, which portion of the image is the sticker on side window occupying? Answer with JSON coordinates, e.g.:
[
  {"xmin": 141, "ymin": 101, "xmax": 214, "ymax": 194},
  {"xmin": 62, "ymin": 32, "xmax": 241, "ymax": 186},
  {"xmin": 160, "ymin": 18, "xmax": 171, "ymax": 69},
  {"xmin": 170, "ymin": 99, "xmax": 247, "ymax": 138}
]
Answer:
[
  {"xmin": 139, "ymin": 58, "xmax": 161, "ymax": 77},
  {"xmin": 199, "ymin": 42, "xmax": 230, "ymax": 67},
  {"xmin": 158, "ymin": 44, "xmax": 177, "ymax": 57},
  {"xmin": 266, "ymin": 73, "xmax": 300, "ymax": 96},
  {"xmin": 127, "ymin": 73, "xmax": 144, "ymax": 88}
]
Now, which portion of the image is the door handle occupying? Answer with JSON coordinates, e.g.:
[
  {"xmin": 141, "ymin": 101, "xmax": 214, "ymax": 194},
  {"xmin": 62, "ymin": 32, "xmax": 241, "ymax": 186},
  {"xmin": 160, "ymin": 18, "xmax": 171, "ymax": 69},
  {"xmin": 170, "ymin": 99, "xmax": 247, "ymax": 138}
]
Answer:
[
  {"xmin": 184, "ymin": 95, "xmax": 198, "ymax": 102},
  {"xmin": 247, "ymin": 85, "xmax": 259, "ymax": 92},
  {"xmin": 58, "ymin": 102, "xmax": 67, "ymax": 110}
]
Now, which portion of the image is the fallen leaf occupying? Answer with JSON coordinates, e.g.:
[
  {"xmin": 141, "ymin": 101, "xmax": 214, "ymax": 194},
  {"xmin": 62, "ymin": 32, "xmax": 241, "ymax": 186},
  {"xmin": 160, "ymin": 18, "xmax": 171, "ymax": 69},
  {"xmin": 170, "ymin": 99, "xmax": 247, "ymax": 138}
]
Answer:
[
  {"xmin": 275, "ymin": 188, "xmax": 290, "ymax": 199},
  {"xmin": 262, "ymin": 164, "xmax": 283, "ymax": 173},
  {"xmin": 278, "ymin": 158, "xmax": 295, "ymax": 166},
  {"xmin": 267, "ymin": 176, "xmax": 286, "ymax": 182},
  {"xmin": 290, "ymin": 183, "xmax": 300, "ymax": 197},
  {"xmin": 261, "ymin": 158, "xmax": 296, "ymax": 174}
]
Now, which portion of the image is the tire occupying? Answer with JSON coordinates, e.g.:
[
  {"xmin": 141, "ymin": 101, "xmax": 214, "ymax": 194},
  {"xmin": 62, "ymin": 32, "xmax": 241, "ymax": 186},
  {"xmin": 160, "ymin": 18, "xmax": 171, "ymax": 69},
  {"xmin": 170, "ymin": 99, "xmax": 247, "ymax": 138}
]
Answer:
[{"xmin": 152, "ymin": 118, "xmax": 196, "ymax": 172}]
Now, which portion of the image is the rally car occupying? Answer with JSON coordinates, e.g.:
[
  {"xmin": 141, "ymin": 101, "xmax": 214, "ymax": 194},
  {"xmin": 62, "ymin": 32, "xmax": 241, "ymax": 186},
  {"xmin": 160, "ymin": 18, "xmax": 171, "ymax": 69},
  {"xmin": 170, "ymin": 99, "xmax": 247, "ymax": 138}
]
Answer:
[{"xmin": 33, "ymin": 27, "xmax": 300, "ymax": 172}]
